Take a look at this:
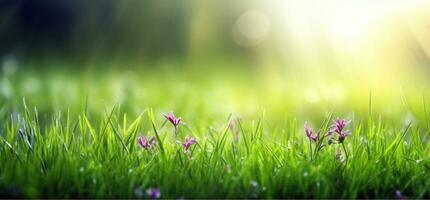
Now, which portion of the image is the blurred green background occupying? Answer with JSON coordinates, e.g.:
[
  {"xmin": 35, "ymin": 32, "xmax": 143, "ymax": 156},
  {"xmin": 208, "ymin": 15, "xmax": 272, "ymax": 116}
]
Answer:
[{"xmin": 1, "ymin": 0, "xmax": 430, "ymax": 123}]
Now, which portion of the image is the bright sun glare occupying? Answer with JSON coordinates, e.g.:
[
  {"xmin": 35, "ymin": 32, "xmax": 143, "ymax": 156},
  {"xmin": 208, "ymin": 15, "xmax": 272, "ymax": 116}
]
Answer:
[{"xmin": 277, "ymin": 1, "xmax": 430, "ymax": 45}]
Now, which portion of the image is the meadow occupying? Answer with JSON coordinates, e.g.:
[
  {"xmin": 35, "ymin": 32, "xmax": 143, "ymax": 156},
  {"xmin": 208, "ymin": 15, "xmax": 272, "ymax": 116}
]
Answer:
[
  {"xmin": 0, "ymin": 68, "xmax": 429, "ymax": 199},
  {"xmin": 2, "ymin": 1, "xmax": 430, "ymax": 199}
]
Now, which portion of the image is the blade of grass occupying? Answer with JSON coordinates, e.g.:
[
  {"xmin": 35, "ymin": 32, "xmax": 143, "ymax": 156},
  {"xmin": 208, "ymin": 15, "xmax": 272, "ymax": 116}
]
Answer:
[{"xmin": 147, "ymin": 108, "xmax": 165, "ymax": 155}]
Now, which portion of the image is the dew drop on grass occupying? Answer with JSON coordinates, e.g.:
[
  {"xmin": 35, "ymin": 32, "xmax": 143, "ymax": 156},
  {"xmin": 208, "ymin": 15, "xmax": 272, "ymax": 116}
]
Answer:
[
  {"xmin": 129, "ymin": 169, "xmax": 133, "ymax": 174},
  {"xmin": 317, "ymin": 182, "xmax": 321, "ymax": 187},
  {"xmin": 80, "ymin": 167, "xmax": 84, "ymax": 172},
  {"xmin": 250, "ymin": 180, "xmax": 258, "ymax": 187},
  {"xmin": 303, "ymin": 172, "xmax": 308, "ymax": 177},
  {"xmin": 416, "ymin": 159, "xmax": 422, "ymax": 164}
]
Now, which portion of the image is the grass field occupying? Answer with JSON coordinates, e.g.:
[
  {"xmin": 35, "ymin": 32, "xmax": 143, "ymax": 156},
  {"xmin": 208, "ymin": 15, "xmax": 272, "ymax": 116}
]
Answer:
[
  {"xmin": 0, "ymin": 69, "xmax": 429, "ymax": 199},
  {"xmin": 2, "ymin": 1, "xmax": 430, "ymax": 199}
]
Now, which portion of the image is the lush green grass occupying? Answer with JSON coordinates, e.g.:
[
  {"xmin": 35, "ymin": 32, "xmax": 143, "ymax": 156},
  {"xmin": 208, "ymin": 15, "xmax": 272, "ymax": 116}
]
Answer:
[{"xmin": 0, "ymin": 71, "xmax": 430, "ymax": 198}]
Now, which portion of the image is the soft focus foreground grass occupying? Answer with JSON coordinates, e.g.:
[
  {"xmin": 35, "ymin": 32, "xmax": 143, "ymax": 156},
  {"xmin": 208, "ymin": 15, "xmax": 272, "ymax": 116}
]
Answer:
[{"xmin": 0, "ymin": 69, "xmax": 430, "ymax": 198}]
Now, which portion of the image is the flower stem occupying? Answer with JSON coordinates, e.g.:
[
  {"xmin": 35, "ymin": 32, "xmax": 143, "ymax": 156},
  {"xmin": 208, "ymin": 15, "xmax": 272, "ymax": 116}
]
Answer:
[
  {"xmin": 309, "ymin": 138, "xmax": 313, "ymax": 161},
  {"xmin": 341, "ymin": 142, "xmax": 349, "ymax": 164}
]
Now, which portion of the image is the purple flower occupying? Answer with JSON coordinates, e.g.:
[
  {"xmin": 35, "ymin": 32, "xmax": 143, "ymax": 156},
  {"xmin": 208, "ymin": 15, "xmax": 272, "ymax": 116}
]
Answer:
[
  {"xmin": 228, "ymin": 118, "xmax": 237, "ymax": 133},
  {"xmin": 396, "ymin": 190, "xmax": 406, "ymax": 200},
  {"xmin": 137, "ymin": 136, "xmax": 156, "ymax": 150},
  {"xmin": 229, "ymin": 117, "xmax": 241, "ymax": 143},
  {"xmin": 146, "ymin": 187, "xmax": 161, "ymax": 199},
  {"xmin": 183, "ymin": 137, "xmax": 197, "ymax": 151},
  {"xmin": 327, "ymin": 118, "xmax": 351, "ymax": 143},
  {"xmin": 304, "ymin": 122, "xmax": 320, "ymax": 142},
  {"xmin": 163, "ymin": 112, "xmax": 181, "ymax": 131}
]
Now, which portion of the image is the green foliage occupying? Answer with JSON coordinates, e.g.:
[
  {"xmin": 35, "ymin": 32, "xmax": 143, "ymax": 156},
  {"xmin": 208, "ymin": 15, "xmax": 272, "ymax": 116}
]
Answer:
[
  {"xmin": 0, "ymin": 100, "xmax": 429, "ymax": 198},
  {"xmin": 0, "ymin": 71, "xmax": 429, "ymax": 198}
]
